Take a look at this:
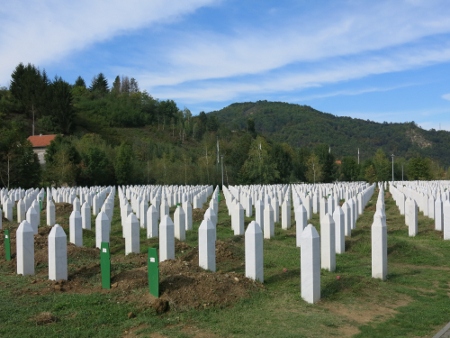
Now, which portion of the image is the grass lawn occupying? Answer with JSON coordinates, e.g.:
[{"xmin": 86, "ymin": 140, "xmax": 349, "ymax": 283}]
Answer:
[{"xmin": 0, "ymin": 187, "xmax": 449, "ymax": 337}]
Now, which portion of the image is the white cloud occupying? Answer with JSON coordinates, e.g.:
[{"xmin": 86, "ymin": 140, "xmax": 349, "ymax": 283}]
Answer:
[
  {"xmin": 146, "ymin": 43, "xmax": 450, "ymax": 106},
  {"xmin": 138, "ymin": 0, "xmax": 450, "ymax": 87},
  {"xmin": 442, "ymin": 93, "xmax": 450, "ymax": 101},
  {"xmin": 294, "ymin": 83, "xmax": 423, "ymax": 101},
  {"xmin": 0, "ymin": 0, "xmax": 218, "ymax": 84}
]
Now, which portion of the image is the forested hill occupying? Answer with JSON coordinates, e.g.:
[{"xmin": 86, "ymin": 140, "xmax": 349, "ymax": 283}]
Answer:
[
  {"xmin": 2, "ymin": 61, "xmax": 450, "ymax": 188},
  {"xmin": 208, "ymin": 101, "xmax": 450, "ymax": 166}
]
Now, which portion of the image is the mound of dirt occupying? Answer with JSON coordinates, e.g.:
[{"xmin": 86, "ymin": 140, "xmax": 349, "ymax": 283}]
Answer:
[
  {"xmin": 31, "ymin": 311, "xmax": 58, "ymax": 325},
  {"xmin": 192, "ymin": 208, "xmax": 206, "ymax": 222},
  {"xmin": 0, "ymin": 224, "xmax": 262, "ymax": 312},
  {"xmin": 158, "ymin": 258, "xmax": 261, "ymax": 311}
]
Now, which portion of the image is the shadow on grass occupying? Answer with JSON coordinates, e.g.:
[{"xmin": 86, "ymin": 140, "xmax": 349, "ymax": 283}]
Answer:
[
  {"xmin": 264, "ymin": 268, "xmax": 299, "ymax": 285},
  {"xmin": 69, "ymin": 264, "xmax": 101, "ymax": 280}
]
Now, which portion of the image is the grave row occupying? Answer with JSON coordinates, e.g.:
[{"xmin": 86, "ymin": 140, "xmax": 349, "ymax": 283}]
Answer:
[
  {"xmin": 389, "ymin": 181, "xmax": 450, "ymax": 239},
  {"xmin": 4, "ymin": 181, "xmax": 448, "ymax": 304}
]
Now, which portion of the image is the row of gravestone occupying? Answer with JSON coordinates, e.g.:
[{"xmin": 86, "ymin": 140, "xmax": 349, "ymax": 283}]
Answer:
[
  {"xmin": 301, "ymin": 183, "xmax": 382, "ymax": 303},
  {"xmin": 3, "ymin": 182, "xmax": 409, "ymax": 305},
  {"xmin": 221, "ymin": 182, "xmax": 377, "ymax": 303},
  {"xmin": 389, "ymin": 181, "xmax": 450, "ymax": 239},
  {"xmin": 7, "ymin": 184, "xmax": 216, "ymax": 281}
]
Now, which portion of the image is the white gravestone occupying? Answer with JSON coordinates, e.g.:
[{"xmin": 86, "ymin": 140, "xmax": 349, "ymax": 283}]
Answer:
[
  {"xmin": 26, "ymin": 205, "xmax": 39, "ymax": 235},
  {"xmin": 147, "ymin": 205, "xmax": 158, "ymax": 238},
  {"xmin": 232, "ymin": 202, "xmax": 245, "ymax": 236},
  {"xmin": 320, "ymin": 213, "xmax": 336, "ymax": 272},
  {"xmin": 139, "ymin": 198, "xmax": 147, "ymax": 229},
  {"xmin": 48, "ymin": 224, "xmax": 68, "ymax": 281},
  {"xmin": 435, "ymin": 196, "xmax": 443, "ymax": 231},
  {"xmin": 47, "ymin": 199, "xmax": 55, "ymax": 226},
  {"xmin": 255, "ymin": 199, "xmax": 264, "ymax": 232},
  {"xmin": 174, "ymin": 205, "xmax": 186, "ymax": 241},
  {"xmin": 443, "ymin": 200, "xmax": 450, "ymax": 240},
  {"xmin": 125, "ymin": 213, "xmax": 140, "ymax": 255},
  {"xmin": 17, "ymin": 198, "xmax": 25, "ymax": 223},
  {"xmin": 159, "ymin": 215, "xmax": 175, "ymax": 262},
  {"xmin": 95, "ymin": 211, "xmax": 110, "ymax": 249},
  {"xmin": 407, "ymin": 198, "xmax": 418, "ymax": 237},
  {"xmin": 281, "ymin": 199, "xmax": 291, "ymax": 229},
  {"xmin": 245, "ymin": 221, "xmax": 263, "ymax": 282},
  {"xmin": 73, "ymin": 197, "xmax": 80, "ymax": 212},
  {"xmin": 81, "ymin": 201, "xmax": 91, "ymax": 230},
  {"xmin": 69, "ymin": 210, "xmax": 83, "ymax": 247},
  {"xmin": 333, "ymin": 206, "xmax": 345, "ymax": 254},
  {"xmin": 295, "ymin": 204, "xmax": 307, "ymax": 247},
  {"xmin": 271, "ymin": 197, "xmax": 280, "ymax": 223},
  {"xmin": 16, "ymin": 220, "xmax": 34, "ymax": 276},
  {"xmin": 300, "ymin": 224, "xmax": 320, "ymax": 304},
  {"xmin": 342, "ymin": 201, "xmax": 351, "ymax": 237},
  {"xmin": 4, "ymin": 198, "xmax": 13, "ymax": 221},
  {"xmin": 263, "ymin": 203, "xmax": 274, "ymax": 239},
  {"xmin": 198, "ymin": 219, "xmax": 216, "ymax": 272},
  {"xmin": 182, "ymin": 200, "xmax": 193, "ymax": 231},
  {"xmin": 372, "ymin": 211, "xmax": 387, "ymax": 280},
  {"xmin": 245, "ymin": 195, "xmax": 253, "ymax": 217}
]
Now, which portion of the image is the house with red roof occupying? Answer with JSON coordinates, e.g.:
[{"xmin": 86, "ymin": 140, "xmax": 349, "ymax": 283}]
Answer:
[{"xmin": 27, "ymin": 134, "xmax": 57, "ymax": 164}]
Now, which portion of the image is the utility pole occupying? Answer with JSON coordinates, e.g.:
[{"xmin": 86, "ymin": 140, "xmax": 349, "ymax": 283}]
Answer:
[
  {"xmin": 221, "ymin": 155, "xmax": 224, "ymax": 188},
  {"xmin": 313, "ymin": 163, "xmax": 316, "ymax": 184},
  {"xmin": 391, "ymin": 154, "xmax": 395, "ymax": 182},
  {"xmin": 358, "ymin": 148, "xmax": 360, "ymax": 165}
]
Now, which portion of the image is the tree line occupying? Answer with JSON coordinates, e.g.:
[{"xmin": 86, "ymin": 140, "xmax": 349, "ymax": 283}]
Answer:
[{"xmin": 0, "ymin": 63, "xmax": 446, "ymax": 188}]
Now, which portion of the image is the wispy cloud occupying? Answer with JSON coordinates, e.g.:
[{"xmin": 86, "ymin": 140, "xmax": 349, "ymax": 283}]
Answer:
[
  {"xmin": 0, "ymin": 0, "xmax": 218, "ymax": 84},
  {"xmin": 294, "ymin": 83, "xmax": 423, "ymax": 102},
  {"xmin": 148, "ymin": 43, "xmax": 450, "ymax": 104},
  {"xmin": 138, "ymin": 0, "xmax": 450, "ymax": 88},
  {"xmin": 1, "ymin": 0, "xmax": 450, "ymax": 127}
]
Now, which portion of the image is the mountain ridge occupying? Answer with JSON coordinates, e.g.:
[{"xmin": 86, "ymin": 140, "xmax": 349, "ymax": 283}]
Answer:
[{"xmin": 208, "ymin": 100, "xmax": 450, "ymax": 166}]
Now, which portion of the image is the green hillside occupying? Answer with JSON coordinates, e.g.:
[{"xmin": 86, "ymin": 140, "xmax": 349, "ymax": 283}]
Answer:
[
  {"xmin": 1, "ymin": 63, "xmax": 450, "ymax": 187},
  {"xmin": 208, "ymin": 101, "xmax": 450, "ymax": 166}
]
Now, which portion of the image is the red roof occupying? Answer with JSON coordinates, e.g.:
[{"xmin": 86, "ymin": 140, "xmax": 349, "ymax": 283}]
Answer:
[{"xmin": 27, "ymin": 134, "xmax": 57, "ymax": 148}]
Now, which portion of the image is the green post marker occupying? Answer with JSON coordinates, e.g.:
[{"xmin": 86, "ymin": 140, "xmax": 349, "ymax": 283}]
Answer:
[
  {"xmin": 4, "ymin": 230, "xmax": 11, "ymax": 261},
  {"xmin": 100, "ymin": 242, "xmax": 111, "ymax": 289},
  {"xmin": 148, "ymin": 248, "xmax": 159, "ymax": 297}
]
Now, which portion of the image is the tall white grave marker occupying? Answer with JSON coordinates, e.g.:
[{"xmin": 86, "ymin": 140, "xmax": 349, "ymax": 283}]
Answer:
[
  {"xmin": 16, "ymin": 220, "xmax": 34, "ymax": 276},
  {"xmin": 48, "ymin": 224, "xmax": 68, "ymax": 281},
  {"xmin": 198, "ymin": 219, "xmax": 216, "ymax": 271},
  {"xmin": 300, "ymin": 224, "xmax": 320, "ymax": 304},
  {"xmin": 245, "ymin": 221, "xmax": 263, "ymax": 282}
]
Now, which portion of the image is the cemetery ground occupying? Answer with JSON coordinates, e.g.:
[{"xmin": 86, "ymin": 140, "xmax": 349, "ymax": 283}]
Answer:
[{"xmin": 1, "ymin": 190, "xmax": 450, "ymax": 337}]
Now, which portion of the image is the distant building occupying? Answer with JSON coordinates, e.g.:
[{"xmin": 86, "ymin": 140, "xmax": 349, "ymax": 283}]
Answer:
[{"xmin": 27, "ymin": 134, "xmax": 57, "ymax": 164}]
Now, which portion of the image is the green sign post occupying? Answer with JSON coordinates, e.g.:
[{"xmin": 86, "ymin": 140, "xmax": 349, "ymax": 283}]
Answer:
[
  {"xmin": 4, "ymin": 230, "xmax": 11, "ymax": 261},
  {"xmin": 100, "ymin": 242, "xmax": 111, "ymax": 289},
  {"xmin": 148, "ymin": 248, "xmax": 159, "ymax": 297}
]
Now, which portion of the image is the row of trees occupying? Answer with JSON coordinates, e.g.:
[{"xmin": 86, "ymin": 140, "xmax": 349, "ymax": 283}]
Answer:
[
  {"xmin": 35, "ymin": 129, "xmax": 442, "ymax": 188},
  {"xmin": 0, "ymin": 62, "xmax": 447, "ymax": 188}
]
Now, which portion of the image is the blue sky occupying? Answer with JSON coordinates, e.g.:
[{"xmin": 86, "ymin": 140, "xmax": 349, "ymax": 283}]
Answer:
[{"xmin": 1, "ymin": 0, "xmax": 450, "ymax": 130}]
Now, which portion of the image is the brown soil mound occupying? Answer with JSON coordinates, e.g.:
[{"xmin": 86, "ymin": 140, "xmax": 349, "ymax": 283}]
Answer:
[
  {"xmin": 192, "ymin": 208, "xmax": 206, "ymax": 222},
  {"xmin": 158, "ymin": 259, "xmax": 261, "ymax": 311},
  {"xmin": 31, "ymin": 311, "xmax": 58, "ymax": 325},
  {"xmin": 0, "ymin": 222, "xmax": 261, "ymax": 312}
]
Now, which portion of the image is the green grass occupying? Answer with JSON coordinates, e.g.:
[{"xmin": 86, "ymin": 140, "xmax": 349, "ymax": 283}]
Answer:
[{"xmin": 0, "ymin": 188, "xmax": 449, "ymax": 337}]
